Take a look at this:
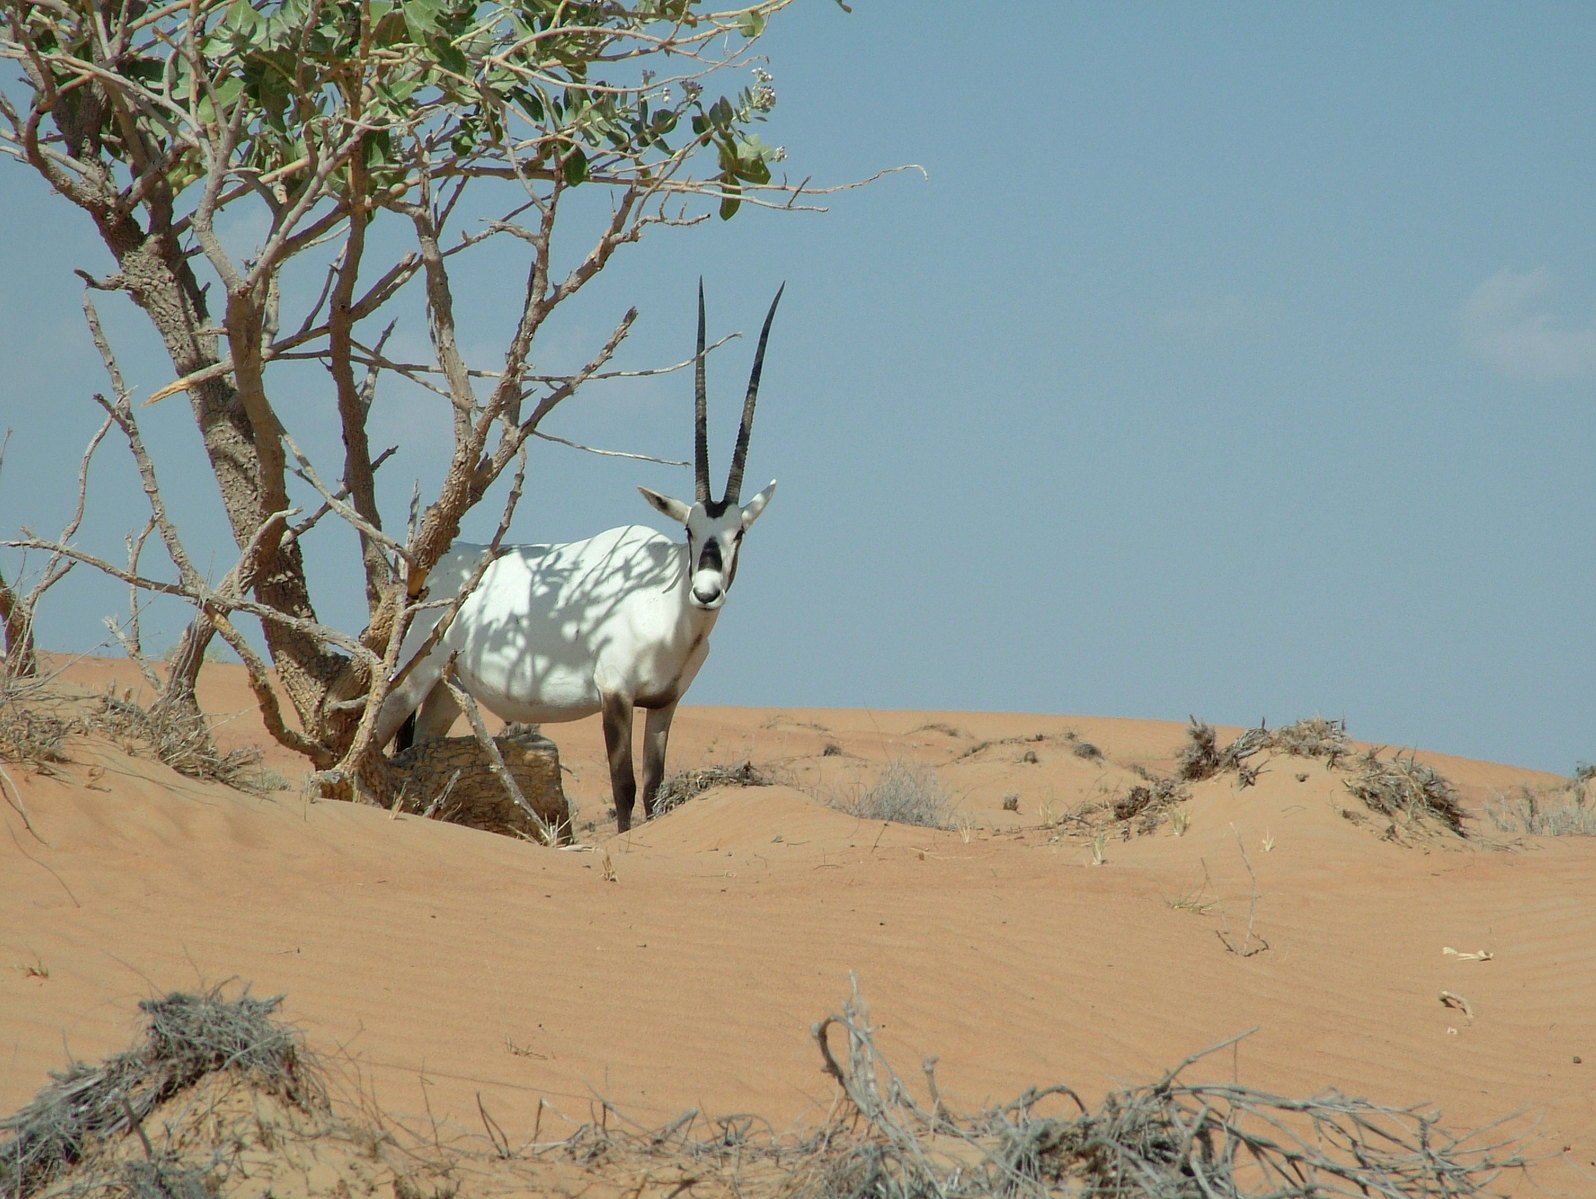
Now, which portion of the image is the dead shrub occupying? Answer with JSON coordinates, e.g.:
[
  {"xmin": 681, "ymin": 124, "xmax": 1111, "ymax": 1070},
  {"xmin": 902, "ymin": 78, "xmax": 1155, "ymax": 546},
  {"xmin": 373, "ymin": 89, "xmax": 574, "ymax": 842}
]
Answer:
[
  {"xmin": 1176, "ymin": 718, "xmax": 1271, "ymax": 782},
  {"xmin": 1178, "ymin": 715, "xmax": 1354, "ymax": 785},
  {"xmin": 652, "ymin": 760, "xmax": 772, "ymax": 817},
  {"xmin": 807, "ymin": 978, "xmax": 1523, "ymax": 1199},
  {"xmin": 89, "ymin": 690, "xmax": 265, "ymax": 790},
  {"xmin": 1113, "ymin": 775, "xmax": 1182, "ymax": 824},
  {"xmin": 1268, "ymin": 715, "xmax": 1352, "ymax": 764},
  {"xmin": 0, "ymin": 987, "xmax": 324, "ymax": 1199},
  {"xmin": 1346, "ymin": 750, "xmax": 1466, "ymax": 836},
  {"xmin": 4, "ymin": 985, "xmax": 1527, "ymax": 1199},
  {"xmin": 1176, "ymin": 717, "xmax": 1223, "ymax": 781}
]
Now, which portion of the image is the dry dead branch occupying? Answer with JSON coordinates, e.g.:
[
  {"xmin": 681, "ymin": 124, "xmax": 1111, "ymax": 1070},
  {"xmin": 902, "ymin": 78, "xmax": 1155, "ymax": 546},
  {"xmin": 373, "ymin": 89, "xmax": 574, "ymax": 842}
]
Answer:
[
  {"xmin": 3, "ymin": 983, "xmax": 1529, "ymax": 1199},
  {"xmin": 807, "ymin": 975, "xmax": 1524, "ymax": 1198}
]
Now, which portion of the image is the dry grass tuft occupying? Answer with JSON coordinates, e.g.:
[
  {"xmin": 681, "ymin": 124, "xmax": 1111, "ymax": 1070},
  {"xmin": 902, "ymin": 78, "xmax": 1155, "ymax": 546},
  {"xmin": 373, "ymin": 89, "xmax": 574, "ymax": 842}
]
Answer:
[
  {"xmin": 831, "ymin": 760, "xmax": 954, "ymax": 829},
  {"xmin": 1484, "ymin": 767, "xmax": 1596, "ymax": 836},
  {"xmin": 652, "ymin": 760, "xmax": 773, "ymax": 816},
  {"xmin": 0, "ymin": 667, "xmax": 83, "ymax": 771},
  {"xmin": 0, "ymin": 987, "xmax": 324, "ymax": 1199},
  {"xmin": 89, "ymin": 690, "xmax": 266, "ymax": 790},
  {"xmin": 1345, "ymin": 750, "xmax": 1467, "ymax": 836},
  {"xmin": 0, "ymin": 697, "xmax": 76, "ymax": 770},
  {"xmin": 910, "ymin": 721, "xmax": 971, "ymax": 739}
]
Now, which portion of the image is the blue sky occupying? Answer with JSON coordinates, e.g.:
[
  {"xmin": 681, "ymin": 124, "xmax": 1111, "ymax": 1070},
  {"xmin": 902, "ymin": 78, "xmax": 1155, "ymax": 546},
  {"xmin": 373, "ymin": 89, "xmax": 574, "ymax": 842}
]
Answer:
[{"xmin": 2, "ymin": 4, "xmax": 1592, "ymax": 772}]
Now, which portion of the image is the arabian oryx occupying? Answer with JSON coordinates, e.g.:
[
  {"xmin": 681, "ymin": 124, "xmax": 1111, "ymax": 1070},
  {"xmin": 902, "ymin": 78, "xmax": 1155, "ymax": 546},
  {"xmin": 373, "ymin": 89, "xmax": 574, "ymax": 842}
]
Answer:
[{"xmin": 374, "ymin": 285, "xmax": 784, "ymax": 832}]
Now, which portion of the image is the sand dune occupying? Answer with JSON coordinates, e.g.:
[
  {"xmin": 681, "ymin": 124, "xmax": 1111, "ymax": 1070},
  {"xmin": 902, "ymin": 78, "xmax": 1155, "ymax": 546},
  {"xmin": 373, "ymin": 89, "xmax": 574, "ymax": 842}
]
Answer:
[{"xmin": 3, "ymin": 657, "xmax": 1592, "ymax": 1195}]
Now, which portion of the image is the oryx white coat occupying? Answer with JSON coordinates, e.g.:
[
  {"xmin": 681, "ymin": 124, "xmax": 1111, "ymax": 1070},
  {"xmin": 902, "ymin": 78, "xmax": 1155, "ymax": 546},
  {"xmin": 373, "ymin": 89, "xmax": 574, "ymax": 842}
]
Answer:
[{"xmin": 375, "ymin": 285, "xmax": 783, "ymax": 832}]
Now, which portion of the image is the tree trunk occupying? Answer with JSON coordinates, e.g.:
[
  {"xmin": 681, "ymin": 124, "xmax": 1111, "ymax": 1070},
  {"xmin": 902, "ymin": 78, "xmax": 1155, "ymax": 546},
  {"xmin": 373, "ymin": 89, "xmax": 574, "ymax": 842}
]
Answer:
[
  {"xmin": 0, "ymin": 567, "xmax": 38, "ymax": 679},
  {"xmin": 106, "ymin": 229, "xmax": 353, "ymax": 758}
]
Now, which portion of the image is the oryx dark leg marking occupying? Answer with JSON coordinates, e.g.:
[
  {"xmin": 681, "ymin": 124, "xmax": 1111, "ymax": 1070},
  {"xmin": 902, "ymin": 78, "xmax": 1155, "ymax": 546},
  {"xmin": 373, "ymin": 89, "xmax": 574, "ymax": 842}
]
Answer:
[
  {"xmin": 641, "ymin": 701, "xmax": 679, "ymax": 819},
  {"xmin": 601, "ymin": 692, "xmax": 638, "ymax": 833}
]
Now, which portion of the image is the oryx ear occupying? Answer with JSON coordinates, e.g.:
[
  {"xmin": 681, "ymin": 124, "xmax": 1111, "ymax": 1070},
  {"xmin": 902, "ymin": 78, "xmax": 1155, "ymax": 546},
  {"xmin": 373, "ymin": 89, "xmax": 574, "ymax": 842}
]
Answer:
[
  {"xmin": 740, "ymin": 480, "xmax": 776, "ymax": 530},
  {"xmin": 639, "ymin": 486, "xmax": 692, "ymax": 524}
]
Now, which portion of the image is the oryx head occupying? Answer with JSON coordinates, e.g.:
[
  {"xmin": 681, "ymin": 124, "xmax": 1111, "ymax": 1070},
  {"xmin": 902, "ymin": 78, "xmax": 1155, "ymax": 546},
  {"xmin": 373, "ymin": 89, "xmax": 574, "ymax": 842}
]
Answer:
[{"xmin": 640, "ymin": 283, "xmax": 782, "ymax": 612}]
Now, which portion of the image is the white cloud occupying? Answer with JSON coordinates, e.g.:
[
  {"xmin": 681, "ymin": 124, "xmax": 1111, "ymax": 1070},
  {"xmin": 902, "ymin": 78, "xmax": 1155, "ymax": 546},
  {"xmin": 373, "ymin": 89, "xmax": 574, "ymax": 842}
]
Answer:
[{"xmin": 1462, "ymin": 268, "xmax": 1596, "ymax": 383}]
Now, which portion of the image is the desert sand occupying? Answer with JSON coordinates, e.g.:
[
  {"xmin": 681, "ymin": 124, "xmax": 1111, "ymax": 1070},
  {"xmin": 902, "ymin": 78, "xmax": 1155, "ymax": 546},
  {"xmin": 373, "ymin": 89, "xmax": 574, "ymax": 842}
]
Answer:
[{"xmin": 3, "ymin": 655, "xmax": 1592, "ymax": 1195}]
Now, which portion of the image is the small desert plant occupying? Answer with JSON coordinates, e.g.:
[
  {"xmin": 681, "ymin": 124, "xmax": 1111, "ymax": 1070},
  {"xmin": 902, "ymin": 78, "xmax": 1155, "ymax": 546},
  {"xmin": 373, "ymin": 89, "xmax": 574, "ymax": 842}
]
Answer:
[
  {"xmin": 910, "ymin": 721, "xmax": 970, "ymax": 739},
  {"xmin": 1176, "ymin": 717, "xmax": 1224, "ymax": 780},
  {"xmin": 651, "ymin": 760, "xmax": 772, "ymax": 817},
  {"xmin": 1088, "ymin": 831, "xmax": 1107, "ymax": 865},
  {"xmin": 832, "ymin": 760, "xmax": 954, "ymax": 829},
  {"xmin": 1070, "ymin": 737, "xmax": 1103, "ymax": 761},
  {"xmin": 1345, "ymin": 750, "xmax": 1466, "ymax": 835}
]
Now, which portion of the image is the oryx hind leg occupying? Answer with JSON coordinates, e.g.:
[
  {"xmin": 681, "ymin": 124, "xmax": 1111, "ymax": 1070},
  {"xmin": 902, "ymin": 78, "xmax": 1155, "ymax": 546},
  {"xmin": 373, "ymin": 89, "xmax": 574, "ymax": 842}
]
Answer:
[
  {"xmin": 413, "ymin": 682, "xmax": 462, "ymax": 741},
  {"xmin": 376, "ymin": 650, "xmax": 449, "ymax": 750}
]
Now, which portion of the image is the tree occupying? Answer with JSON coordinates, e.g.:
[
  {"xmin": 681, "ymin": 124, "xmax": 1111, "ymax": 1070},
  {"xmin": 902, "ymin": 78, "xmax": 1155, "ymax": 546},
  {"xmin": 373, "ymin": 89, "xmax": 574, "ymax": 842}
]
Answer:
[{"xmin": 0, "ymin": 0, "xmax": 882, "ymax": 799}]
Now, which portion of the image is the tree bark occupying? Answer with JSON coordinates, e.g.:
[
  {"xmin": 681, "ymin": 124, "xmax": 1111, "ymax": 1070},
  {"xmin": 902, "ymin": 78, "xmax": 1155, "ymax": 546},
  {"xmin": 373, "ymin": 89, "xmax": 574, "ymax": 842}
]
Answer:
[{"xmin": 0, "ymin": 567, "xmax": 38, "ymax": 679}]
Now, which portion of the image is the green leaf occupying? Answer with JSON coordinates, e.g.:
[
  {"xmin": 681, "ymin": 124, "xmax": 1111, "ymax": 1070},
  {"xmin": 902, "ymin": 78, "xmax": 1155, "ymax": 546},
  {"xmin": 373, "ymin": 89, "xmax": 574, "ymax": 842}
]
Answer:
[
  {"xmin": 736, "ymin": 10, "xmax": 766, "ymax": 38},
  {"xmin": 362, "ymin": 129, "xmax": 394, "ymax": 170},
  {"xmin": 562, "ymin": 146, "xmax": 589, "ymax": 185},
  {"xmin": 719, "ymin": 179, "xmax": 741, "ymax": 220},
  {"xmin": 403, "ymin": 0, "xmax": 441, "ymax": 39},
  {"xmin": 224, "ymin": 0, "xmax": 262, "ymax": 38},
  {"xmin": 434, "ymin": 42, "xmax": 469, "ymax": 78}
]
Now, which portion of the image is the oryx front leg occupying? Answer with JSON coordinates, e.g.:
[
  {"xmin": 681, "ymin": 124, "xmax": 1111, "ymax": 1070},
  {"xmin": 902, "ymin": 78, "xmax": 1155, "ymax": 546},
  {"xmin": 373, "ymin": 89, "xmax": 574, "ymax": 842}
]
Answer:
[
  {"xmin": 640, "ymin": 701, "xmax": 679, "ymax": 822},
  {"xmin": 601, "ymin": 693, "xmax": 640, "ymax": 833}
]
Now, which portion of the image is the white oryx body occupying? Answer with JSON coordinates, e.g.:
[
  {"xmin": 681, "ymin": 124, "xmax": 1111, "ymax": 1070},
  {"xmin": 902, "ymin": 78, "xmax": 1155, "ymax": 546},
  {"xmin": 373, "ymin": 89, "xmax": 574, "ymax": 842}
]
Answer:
[{"xmin": 377, "ymin": 285, "xmax": 783, "ymax": 832}]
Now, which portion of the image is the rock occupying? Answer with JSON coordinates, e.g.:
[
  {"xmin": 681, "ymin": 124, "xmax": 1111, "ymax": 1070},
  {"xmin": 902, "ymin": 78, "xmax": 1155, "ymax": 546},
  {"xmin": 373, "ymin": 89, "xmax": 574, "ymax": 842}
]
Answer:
[{"xmin": 389, "ymin": 727, "xmax": 569, "ymax": 843}]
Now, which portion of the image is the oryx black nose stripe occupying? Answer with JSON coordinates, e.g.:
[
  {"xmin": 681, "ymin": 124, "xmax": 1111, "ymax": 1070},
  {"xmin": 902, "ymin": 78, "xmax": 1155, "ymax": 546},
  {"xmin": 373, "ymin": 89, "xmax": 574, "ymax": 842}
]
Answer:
[{"xmin": 698, "ymin": 539, "xmax": 723, "ymax": 572}]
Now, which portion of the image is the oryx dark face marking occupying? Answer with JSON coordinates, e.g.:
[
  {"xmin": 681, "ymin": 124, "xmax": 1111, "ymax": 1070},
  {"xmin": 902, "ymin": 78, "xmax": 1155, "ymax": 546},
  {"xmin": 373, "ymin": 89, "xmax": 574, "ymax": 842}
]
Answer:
[
  {"xmin": 697, "ymin": 537, "xmax": 723, "ymax": 573},
  {"xmin": 680, "ymin": 498, "xmax": 760, "ymax": 611}
]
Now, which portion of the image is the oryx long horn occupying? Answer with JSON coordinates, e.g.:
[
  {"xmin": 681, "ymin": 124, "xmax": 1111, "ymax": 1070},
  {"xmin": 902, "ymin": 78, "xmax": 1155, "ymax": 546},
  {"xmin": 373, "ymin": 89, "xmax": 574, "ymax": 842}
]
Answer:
[
  {"xmin": 723, "ymin": 284, "xmax": 784, "ymax": 504},
  {"xmin": 694, "ymin": 279, "xmax": 711, "ymax": 505}
]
